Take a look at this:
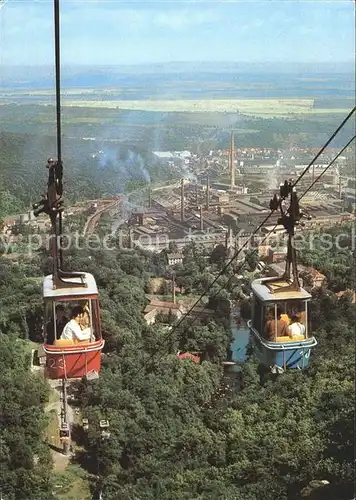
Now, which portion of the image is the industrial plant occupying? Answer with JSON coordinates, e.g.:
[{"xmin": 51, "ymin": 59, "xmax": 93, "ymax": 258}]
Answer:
[{"xmin": 122, "ymin": 132, "xmax": 354, "ymax": 254}]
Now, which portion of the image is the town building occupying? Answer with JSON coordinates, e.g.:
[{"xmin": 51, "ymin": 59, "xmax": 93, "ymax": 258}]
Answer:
[
  {"xmin": 143, "ymin": 298, "xmax": 185, "ymax": 324},
  {"xmin": 167, "ymin": 253, "xmax": 184, "ymax": 266}
]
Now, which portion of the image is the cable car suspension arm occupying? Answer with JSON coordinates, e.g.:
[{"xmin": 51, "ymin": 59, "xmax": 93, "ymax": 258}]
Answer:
[{"xmin": 32, "ymin": 0, "xmax": 86, "ymax": 289}]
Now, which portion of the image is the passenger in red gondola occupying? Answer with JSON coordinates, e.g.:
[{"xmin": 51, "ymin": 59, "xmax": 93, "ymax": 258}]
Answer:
[
  {"xmin": 265, "ymin": 307, "xmax": 289, "ymax": 340},
  {"xmin": 46, "ymin": 304, "xmax": 68, "ymax": 345},
  {"xmin": 61, "ymin": 306, "xmax": 92, "ymax": 343},
  {"xmin": 56, "ymin": 304, "xmax": 68, "ymax": 334}
]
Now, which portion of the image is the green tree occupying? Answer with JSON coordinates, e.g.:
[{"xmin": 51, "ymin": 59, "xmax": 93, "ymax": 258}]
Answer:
[{"xmin": 209, "ymin": 244, "xmax": 227, "ymax": 268}]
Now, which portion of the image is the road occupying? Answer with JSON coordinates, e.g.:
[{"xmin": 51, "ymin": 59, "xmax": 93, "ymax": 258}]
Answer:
[
  {"xmin": 82, "ymin": 180, "xmax": 181, "ymax": 237},
  {"xmin": 48, "ymin": 379, "xmax": 75, "ymax": 426},
  {"xmin": 82, "ymin": 199, "xmax": 122, "ymax": 236},
  {"xmin": 45, "ymin": 380, "xmax": 76, "ymax": 471},
  {"xmin": 30, "ymin": 350, "xmax": 75, "ymax": 470},
  {"xmin": 151, "ymin": 181, "xmax": 181, "ymax": 192}
]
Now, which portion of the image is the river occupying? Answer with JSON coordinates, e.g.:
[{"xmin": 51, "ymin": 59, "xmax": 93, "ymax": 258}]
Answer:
[{"xmin": 229, "ymin": 306, "xmax": 250, "ymax": 369}]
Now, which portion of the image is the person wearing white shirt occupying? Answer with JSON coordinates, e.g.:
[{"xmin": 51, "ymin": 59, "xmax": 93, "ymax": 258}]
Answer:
[
  {"xmin": 288, "ymin": 313, "xmax": 306, "ymax": 338},
  {"xmin": 61, "ymin": 306, "xmax": 92, "ymax": 343}
]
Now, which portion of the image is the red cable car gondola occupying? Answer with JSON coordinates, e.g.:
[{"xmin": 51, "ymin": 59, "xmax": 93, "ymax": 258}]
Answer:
[
  {"xmin": 34, "ymin": 157, "xmax": 105, "ymax": 381},
  {"xmin": 32, "ymin": 157, "xmax": 106, "ymax": 381},
  {"xmin": 42, "ymin": 272, "xmax": 105, "ymax": 380}
]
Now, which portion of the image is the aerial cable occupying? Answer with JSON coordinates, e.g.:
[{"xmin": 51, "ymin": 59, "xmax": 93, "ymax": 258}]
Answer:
[
  {"xmin": 298, "ymin": 134, "xmax": 356, "ymax": 200},
  {"xmin": 130, "ymin": 118, "xmax": 355, "ymax": 379},
  {"xmin": 54, "ymin": 0, "xmax": 62, "ymax": 164},
  {"xmin": 53, "ymin": 0, "xmax": 64, "ymax": 266},
  {"xmin": 291, "ymin": 105, "xmax": 355, "ymax": 189}
]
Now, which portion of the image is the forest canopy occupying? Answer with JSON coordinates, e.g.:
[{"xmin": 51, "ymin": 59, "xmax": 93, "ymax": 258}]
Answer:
[{"xmin": 0, "ymin": 131, "xmax": 177, "ymax": 217}]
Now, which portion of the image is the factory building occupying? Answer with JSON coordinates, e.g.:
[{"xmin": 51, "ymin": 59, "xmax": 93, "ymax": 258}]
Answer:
[{"xmin": 110, "ymin": 139, "xmax": 355, "ymax": 255}]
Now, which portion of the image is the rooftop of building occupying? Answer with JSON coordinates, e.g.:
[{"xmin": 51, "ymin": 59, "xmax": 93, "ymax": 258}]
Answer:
[
  {"xmin": 177, "ymin": 351, "xmax": 200, "ymax": 363},
  {"xmin": 144, "ymin": 298, "xmax": 182, "ymax": 313},
  {"xmin": 167, "ymin": 253, "xmax": 183, "ymax": 260}
]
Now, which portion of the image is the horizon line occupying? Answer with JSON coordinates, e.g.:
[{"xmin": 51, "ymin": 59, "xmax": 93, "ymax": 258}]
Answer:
[{"xmin": 2, "ymin": 60, "xmax": 354, "ymax": 67}]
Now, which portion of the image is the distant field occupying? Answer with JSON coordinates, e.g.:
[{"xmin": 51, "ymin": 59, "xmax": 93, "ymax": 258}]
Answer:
[
  {"xmin": 62, "ymin": 98, "xmax": 314, "ymax": 113},
  {"xmin": 57, "ymin": 98, "xmax": 351, "ymax": 117}
]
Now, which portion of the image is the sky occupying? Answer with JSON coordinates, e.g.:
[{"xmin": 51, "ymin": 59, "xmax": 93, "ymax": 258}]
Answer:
[{"xmin": 0, "ymin": 0, "xmax": 354, "ymax": 66}]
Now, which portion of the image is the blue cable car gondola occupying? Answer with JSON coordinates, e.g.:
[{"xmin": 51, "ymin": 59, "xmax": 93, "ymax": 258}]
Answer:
[
  {"xmin": 248, "ymin": 277, "xmax": 317, "ymax": 371},
  {"xmin": 248, "ymin": 180, "xmax": 317, "ymax": 372}
]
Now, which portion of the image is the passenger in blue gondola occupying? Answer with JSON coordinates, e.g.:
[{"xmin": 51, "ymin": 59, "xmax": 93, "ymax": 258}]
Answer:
[
  {"xmin": 61, "ymin": 306, "xmax": 92, "ymax": 343},
  {"xmin": 265, "ymin": 306, "xmax": 289, "ymax": 341},
  {"xmin": 46, "ymin": 304, "xmax": 68, "ymax": 344},
  {"xmin": 288, "ymin": 312, "xmax": 306, "ymax": 338},
  {"xmin": 286, "ymin": 301, "xmax": 306, "ymax": 325}
]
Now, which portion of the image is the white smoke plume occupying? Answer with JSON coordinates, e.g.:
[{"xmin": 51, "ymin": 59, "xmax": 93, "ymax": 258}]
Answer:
[{"xmin": 98, "ymin": 146, "xmax": 151, "ymax": 185}]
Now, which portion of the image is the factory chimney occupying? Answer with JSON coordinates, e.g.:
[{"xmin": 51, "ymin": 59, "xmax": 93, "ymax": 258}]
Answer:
[
  {"xmin": 128, "ymin": 226, "xmax": 133, "ymax": 249},
  {"xmin": 180, "ymin": 178, "xmax": 185, "ymax": 222},
  {"xmin": 172, "ymin": 273, "xmax": 176, "ymax": 304},
  {"xmin": 200, "ymin": 205, "xmax": 204, "ymax": 231},
  {"xmin": 206, "ymin": 174, "xmax": 210, "ymax": 211},
  {"xmin": 148, "ymin": 186, "xmax": 151, "ymax": 208},
  {"xmin": 225, "ymin": 226, "xmax": 233, "ymax": 249},
  {"xmin": 230, "ymin": 132, "xmax": 235, "ymax": 189}
]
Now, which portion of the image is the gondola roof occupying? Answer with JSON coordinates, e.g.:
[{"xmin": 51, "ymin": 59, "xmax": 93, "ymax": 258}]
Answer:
[
  {"xmin": 252, "ymin": 277, "xmax": 312, "ymax": 302},
  {"xmin": 43, "ymin": 272, "xmax": 98, "ymax": 299}
]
